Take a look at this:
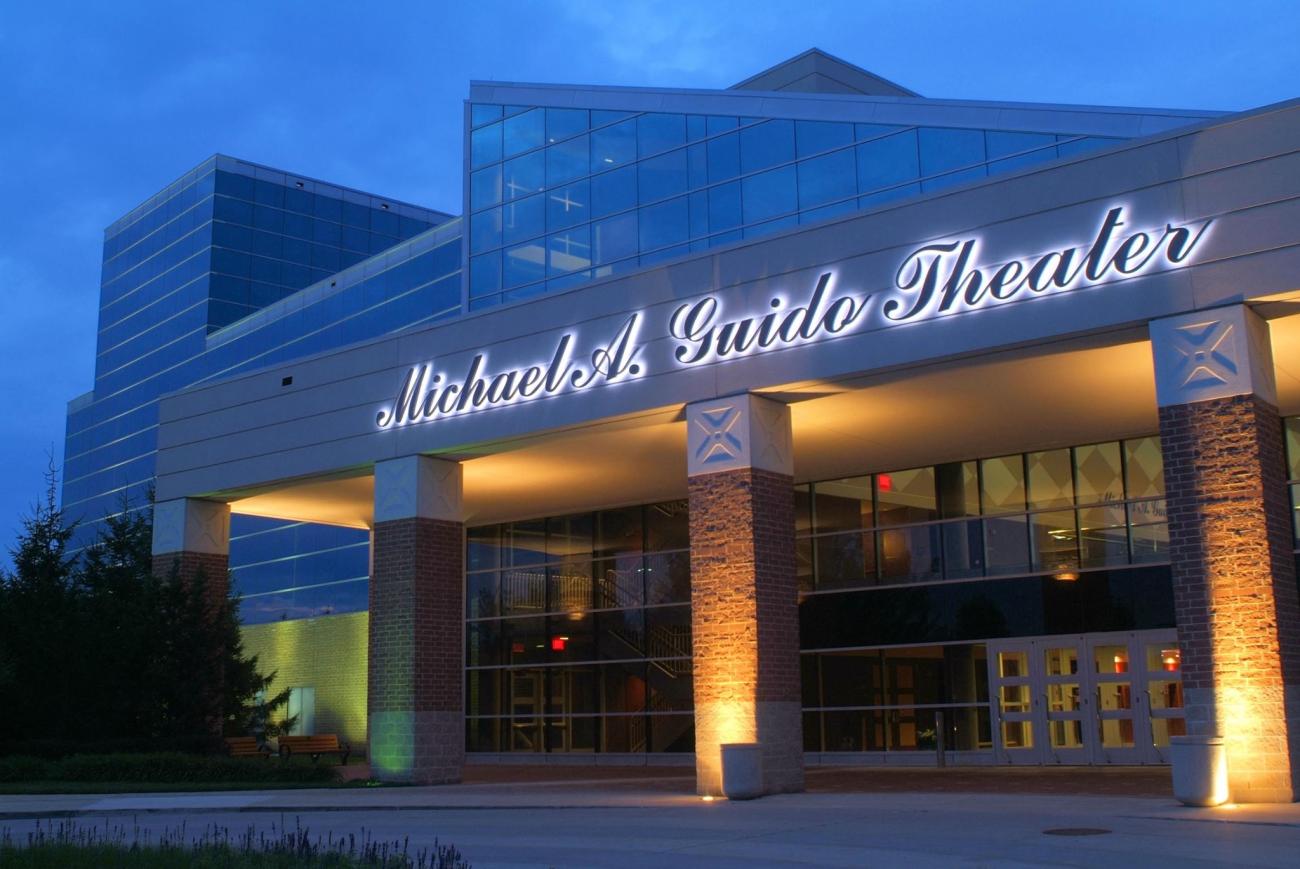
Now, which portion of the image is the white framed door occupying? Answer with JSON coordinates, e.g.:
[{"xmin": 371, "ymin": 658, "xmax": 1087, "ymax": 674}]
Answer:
[
  {"xmin": 989, "ymin": 630, "xmax": 1182, "ymax": 765},
  {"xmin": 990, "ymin": 642, "xmax": 1042, "ymax": 764}
]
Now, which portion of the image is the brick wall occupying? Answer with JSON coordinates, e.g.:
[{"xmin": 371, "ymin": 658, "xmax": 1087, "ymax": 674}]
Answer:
[
  {"xmin": 151, "ymin": 551, "xmax": 230, "ymax": 611},
  {"xmin": 241, "ymin": 611, "xmax": 368, "ymax": 748},
  {"xmin": 367, "ymin": 516, "xmax": 464, "ymax": 783},
  {"xmin": 688, "ymin": 466, "xmax": 803, "ymax": 795},
  {"xmin": 1159, "ymin": 393, "xmax": 1300, "ymax": 801}
]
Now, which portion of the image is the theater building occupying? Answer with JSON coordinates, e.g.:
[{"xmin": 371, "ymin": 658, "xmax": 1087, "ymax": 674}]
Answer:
[{"xmin": 71, "ymin": 51, "xmax": 1300, "ymax": 800}]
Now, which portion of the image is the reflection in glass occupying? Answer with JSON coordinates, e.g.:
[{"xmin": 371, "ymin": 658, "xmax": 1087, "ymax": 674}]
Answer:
[
  {"xmin": 796, "ymin": 120, "xmax": 853, "ymax": 157},
  {"xmin": 878, "ymin": 525, "xmax": 942, "ymax": 584},
  {"xmin": 592, "ymin": 212, "xmax": 638, "ymax": 265},
  {"xmin": 814, "ymin": 531, "xmax": 875, "ymax": 590},
  {"xmin": 798, "ymin": 149, "xmax": 857, "ymax": 209},
  {"xmin": 812, "ymin": 476, "xmax": 873, "ymax": 533},
  {"xmin": 547, "ymin": 135, "xmax": 589, "ymax": 186},
  {"xmin": 740, "ymin": 119, "xmax": 795, "ymax": 172},
  {"xmin": 1078, "ymin": 505, "xmax": 1127, "ymax": 568},
  {"xmin": 856, "ymin": 130, "xmax": 919, "ymax": 193},
  {"xmin": 591, "ymin": 119, "xmax": 637, "ymax": 169},
  {"xmin": 503, "ymin": 194, "xmax": 544, "ymax": 244},
  {"xmin": 637, "ymin": 113, "xmax": 685, "ymax": 158},
  {"xmin": 503, "ymin": 108, "xmax": 544, "ymax": 157},
  {"xmin": 741, "ymin": 165, "xmax": 797, "ymax": 223}
]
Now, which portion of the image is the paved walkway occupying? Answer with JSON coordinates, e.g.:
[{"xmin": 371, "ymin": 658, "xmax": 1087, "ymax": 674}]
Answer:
[{"xmin": 1, "ymin": 768, "xmax": 1297, "ymax": 867}]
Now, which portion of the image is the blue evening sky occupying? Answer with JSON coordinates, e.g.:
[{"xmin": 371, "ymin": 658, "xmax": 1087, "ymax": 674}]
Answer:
[{"xmin": 1, "ymin": 1, "xmax": 1297, "ymax": 560}]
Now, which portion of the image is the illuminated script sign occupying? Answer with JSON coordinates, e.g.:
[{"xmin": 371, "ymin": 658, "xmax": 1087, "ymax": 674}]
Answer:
[{"xmin": 376, "ymin": 206, "xmax": 1212, "ymax": 428}]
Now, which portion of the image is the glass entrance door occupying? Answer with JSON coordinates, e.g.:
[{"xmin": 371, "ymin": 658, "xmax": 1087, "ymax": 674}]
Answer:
[{"xmin": 989, "ymin": 630, "xmax": 1182, "ymax": 765}]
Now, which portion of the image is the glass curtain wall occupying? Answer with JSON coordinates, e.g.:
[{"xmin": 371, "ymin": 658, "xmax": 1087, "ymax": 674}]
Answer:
[
  {"xmin": 465, "ymin": 102, "xmax": 1120, "ymax": 308},
  {"xmin": 465, "ymin": 501, "xmax": 694, "ymax": 754},
  {"xmin": 796, "ymin": 436, "xmax": 1168, "ymax": 593}
]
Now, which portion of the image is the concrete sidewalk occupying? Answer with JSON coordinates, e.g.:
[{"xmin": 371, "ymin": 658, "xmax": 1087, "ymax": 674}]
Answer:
[{"xmin": 2, "ymin": 773, "xmax": 1299, "ymax": 867}]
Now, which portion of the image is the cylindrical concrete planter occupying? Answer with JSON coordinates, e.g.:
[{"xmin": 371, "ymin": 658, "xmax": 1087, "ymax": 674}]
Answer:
[
  {"xmin": 721, "ymin": 743, "xmax": 763, "ymax": 800},
  {"xmin": 1170, "ymin": 735, "xmax": 1229, "ymax": 806}
]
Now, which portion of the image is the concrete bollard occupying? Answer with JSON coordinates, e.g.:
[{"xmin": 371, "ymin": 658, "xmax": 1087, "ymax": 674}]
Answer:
[
  {"xmin": 720, "ymin": 743, "xmax": 763, "ymax": 800},
  {"xmin": 1170, "ymin": 735, "xmax": 1229, "ymax": 806}
]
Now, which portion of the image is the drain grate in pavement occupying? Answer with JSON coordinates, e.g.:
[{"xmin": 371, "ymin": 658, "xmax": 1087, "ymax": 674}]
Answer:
[{"xmin": 1042, "ymin": 828, "xmax": 1112, "ymax": 837}]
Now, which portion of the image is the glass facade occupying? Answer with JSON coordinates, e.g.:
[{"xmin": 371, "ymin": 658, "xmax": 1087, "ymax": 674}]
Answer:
[
  {"xmin": 465, "ymin": 103, "xmax": 1120, "ymax": 308},
  {"xmin": 464, "ymin": 501, "xmax": 694, "ymax": 754},
  {"xmin": 795, "ymin": 436, "xmax": 1168, "ymax": 594},
  {"xmin": 62, "ymin": 156, "xmax": 453, "ymax": 625}
]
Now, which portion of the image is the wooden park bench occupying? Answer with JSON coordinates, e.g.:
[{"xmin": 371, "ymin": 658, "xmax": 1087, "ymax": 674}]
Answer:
[
  {"xmin": 277, "ymin": 734, "xmax": 351, "ymax": 765},
  {"xmin": 224, "ymin": 736, "xmax": 272, "ymax": 759}
]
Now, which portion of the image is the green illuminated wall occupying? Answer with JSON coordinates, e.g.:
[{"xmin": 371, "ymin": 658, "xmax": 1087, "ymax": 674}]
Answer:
[{"xmin": 241, "ymin": 612, "xmax": 369, "ymax": 748}]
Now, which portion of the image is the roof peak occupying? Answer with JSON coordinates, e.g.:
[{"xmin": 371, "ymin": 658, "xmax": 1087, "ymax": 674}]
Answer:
[{"xmin": 731, "ymin": 48, "xmax": 919, "ymax": 98}]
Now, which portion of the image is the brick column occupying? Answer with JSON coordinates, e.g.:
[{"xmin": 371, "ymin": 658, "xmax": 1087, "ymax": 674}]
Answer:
[
  {"xmin": 686, "ymin": 393, "xmax": 803, "ymax": 796},
  {"xmin": 151, "ymin": 497, "xmax": 231, "ymax": 735},
  {"xmin": 368, "ymin": 455, "xmax": 464, "ymax": 784},
  {"xmin": 1152, "ymin": 305, "xmax": 1300, "ymax": 803}
]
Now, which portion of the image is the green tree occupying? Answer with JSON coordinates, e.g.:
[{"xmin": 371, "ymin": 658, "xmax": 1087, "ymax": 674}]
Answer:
[{"xmin": 0, "ymin": 461, "xmax": 80, "ymax": 742}]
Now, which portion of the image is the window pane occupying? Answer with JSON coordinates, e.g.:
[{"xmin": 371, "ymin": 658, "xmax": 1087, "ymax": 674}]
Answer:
[
  {"xmin": 937, "ymin": 461, "xmax": 980, "ymax": 519},
  {"xmin": 547, "ymin": 134, "xmax": 589, "ymax": 186},
  {"xmin": 942, "ymin": 519, "xmax": 984, "ymax": 579},
  {"xmin": 471, "ymin": 122, "xmax": 502, "ymax": 169},
  {"xmin": 1079, "ymin": 505, "xmax": 1128, "ymax": 568},
  {"xmin": 592, "ymin": 211, "xmax": 638, "ymax": 265},
  {"xmin": 546, "ymin": 107, "xmax": 588, "ymax": 143},
  {"xmin": 469, "ymin": 207, "xmax": 502, "ymax": 254},
  {"xmin": 470, "ymin": 165, "xmax": 502, "ymax": 211},
  {"xmin": 986, "ymin": 130, "xmax": 1055, "ymax": 159},
  {"xmin": 638, "ymin": 149, "xmax": 688, "ymax": 203},
  {"xmin": 591, "ymin": 164, "xmax": 637, "ymax": 217},
  {"xmin": 815, "ymin": 530, "xmax": 875, "ymax": 590},
  {"xmin": 503, "ymin": 194, "xmax": 544, "ymax": 244},
  {"xmin": 1031, "ymin": 510, "xmax": 1078, "ymax": 573},
  {"xmin": 471, "ymin": 103, "xmax": 503, "ymax": 127},
  {"xmin": 877, "ymin": 468, "xmax": 936, "ymax": 526},
  {"xmin": 638, "ymin": 196, "xmax": 689, "ymax": 251},
  {"xmin": 1027, "ymin": 449, "xmax": 1073, "ymax": 510},
  {"xmin": 857, "ymin": 130, "xmax": 919, "ymax": 193},
  {"xmin": 796, "ymin": 120, "xmax": 853, "ymax": 157},
  {"xmin": 548, "ymin": 560, "xmax": 593, "ymax": 613},
  {"xmin": 503, "ymin": 107, "xmax": 544, "ymax": 157},
  {"xmin": 469, "ymin": 251, "xmax": 501, "ymax": 296},
  {"xmin": 644, "ymin": 551, "xmax": 690, "ymax": 605},
  {"xmin": 707, "ymin": 132, "xmax": 740, "ymax": 182},
  {"xmin": 811, "ymin": 477, "xmax": 873, "ymax": 534},
  {"xmin": 741, "ymin": 165, "xmax": 797, "ymax": 224},
  {"xmin": 985, "ymin": 515, "xmax": 1030, "ymax": 575},
  {"xmin": 707, "ymin": 115, "xmax": 738, "ymax": 135},
  {"xmin": 879, "ymin": 524, "xmax": 942, "ymax": 584},
  {"xmin": 503, "ymin": 239, "xmax": 546, "ymax": 288},
  {"xmin": 504, "ymin": 152, "xmax": 544, "ymax": 201},
  {"xmin": 1129, "ymin": 499, "xmax": 1169, "ymax": 563},
  {"xmin": 1124, "ymin": 437, "xmax": 1165, "ymax": 499},
  {"xmin": 1074, "ymin": 442, "xmax": 1123, "ymax": 505},
  {"xmin": 548, "ymin": 226, "xmax": 591, "ymax": 275},
  {"xmin": 645, "ymin": 500, "xmax": 688, "ymax": 551},
  {"xmin": 740, "ymin": 119, "xmax": 795, "ymax": 173},
  {"xmin": 638, "ymin": 113, "xmax": 686, "ymax": 158},
  {"xmin": 708, "ymin": 181, "xmax": 741, "ymax": 232},
  {"xmin": 687, "ymin": 143, "xmax": 708, "ymax": 188},
  {"xmin": 918, "ymin": 127, "xmax": 986, "ymax": 176},
  {"xmin": 981, "ymin": 455, "xmax": 1026, "ymax": 515},
  {"xmin": 591, "ymin": 118, "xmax": 637, "ymax": 169},
  {"xmin": 855, "ymin": 122, "xmax": 903, "ymax": 140},
  {"xmin": 547, "ymin": 180, "xmax": 589, "ymax": 231},
  {"xmin": 797, "ymin": 149, "xmax": 856, "ymax": 209}
]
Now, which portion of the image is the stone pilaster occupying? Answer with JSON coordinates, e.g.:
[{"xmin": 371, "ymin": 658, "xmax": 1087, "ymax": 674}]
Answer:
[
  {"xmin": 686, "ymin": 393, "xmax": 803, "ymax": 796},
  {"xmin": 368, "ymin": 455, "xmax": 464, "ymax": 784},
  {"xmin": 1152, "ymin": 305, "xmax": 1300, "ymax": 803},
  {"xmin": 150, "ymin": 498, "xmax": 232, "ymax": 735}
]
